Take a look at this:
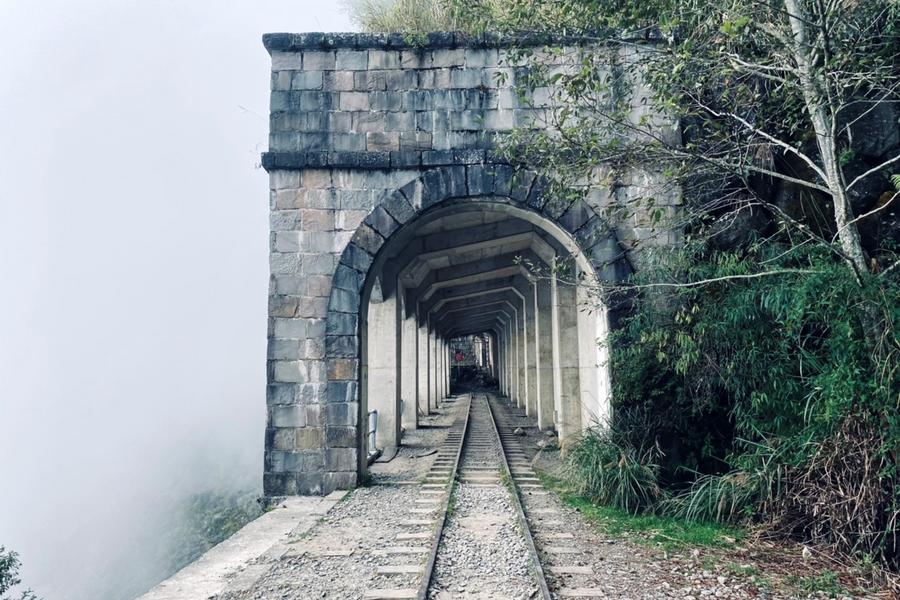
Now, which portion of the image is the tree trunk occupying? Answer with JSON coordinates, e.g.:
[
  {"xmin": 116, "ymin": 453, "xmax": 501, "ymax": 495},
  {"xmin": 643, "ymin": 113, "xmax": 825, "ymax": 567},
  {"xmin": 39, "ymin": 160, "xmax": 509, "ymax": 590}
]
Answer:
[{"xmin": 783, "ymin": 0, "xmax": 871, "ymax": 278}]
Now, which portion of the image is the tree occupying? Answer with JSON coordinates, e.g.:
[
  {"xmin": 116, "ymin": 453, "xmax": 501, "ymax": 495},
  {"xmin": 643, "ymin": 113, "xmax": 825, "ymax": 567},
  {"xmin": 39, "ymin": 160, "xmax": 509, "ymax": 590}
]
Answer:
[{"xmin": 0, "ymin": 548, "xmax": 39, "ymax": 600}]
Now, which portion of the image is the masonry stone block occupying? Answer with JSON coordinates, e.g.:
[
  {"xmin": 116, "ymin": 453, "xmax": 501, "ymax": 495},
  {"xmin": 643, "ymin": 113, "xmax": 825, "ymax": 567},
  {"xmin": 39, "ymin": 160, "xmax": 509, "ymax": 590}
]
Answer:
[
  {"xmin": 269, "ymin": 338, "xmax": 302, "ymax": 360},
  {"xmin": 329, "ymin": 286, "xmax": 360, "ymax": 314},
  {"xmin": 323, "ymin": 70, "xmax": 354, "ymax": 91},
  {"xmin": 384, "ymin": 69, "xmax": 417, "ymax": 90},
  {"xmin": 385, "ymin": 111, "xmax": 415, "ymax": 132},
  {"xmin": 351, "ymin": 223, "xmax": 385, "ymax": 256},
  {"xmin": 272, "ymin": 404, "xmax": 307, "ymax": 427},
  {"xmin": 326, "ymin": 448, "xmax": 358, "ymax": 471},
  {"xmin": 368, "ymin": 50, "xmax": 401, "ymax": 70},
  {"xmin": 306, "ymin": 403, "xmax": 324, "ymax": 427},
  {"xmin": 297, "ymin": 296, "xmax": 328, "ymax": 318},
  {"xmin": 326, "ymin": 335, "xmax": 359, "ymax": 357},
  {"xmin": 402, "ymin": 90, "xmax": 433, "ymax": 111},
  {"xmin": 272, "ymin": 427, "xmax": 295, "ymax": 451},
  {"xmin": 339, "ymin": 92, "xmax": 369, "ymax": 112},
  {"xmin": 272, "ymin": 51, "xmax": 303, "ymax": 70},
  {"xmin": 450, "ymin": 68, "xmax": 483, "ymax": 89},
  {"xmin": 366, "ymin": 131, "xmax": 400, "ymax": 152},
  {"xmin": 294, "ymin": 427, "xmax": 325, "ymax": 450},
  {"xmin": 283, "ymin": 451, "xmax": 325, "ymax": 473},
  {"xmin": 274, "ymin": 360, "xmax": 309, "ymax": 383},
  {"xmin": 335, "ymin": 50, "xmax": 368, "ymax": 70},
  {"xmin": 326, "ymin": 311, "xmax": 358, "ymax": 338},
  {"xmin": 273, "ymin": 275, "xmax": 303, "ymax": 295},
  {"xmin": 273, "ymin": 318, "xmax": 306, "ymax": 338},
  {"xmin": 269, "ymin": 295, "xmax": 300, "ymax": 318},
  {"xmin": 291, "ymin": 70, "xmax": 323, "ymax": 90},
  {"xmin": 267, "ymin": 383, "xmax": 298, "ymax": 406},
  {"xmin": 466, "ymin": 165, "xmax": 495, "ymax": 196},
  {"xmin": 400, "ymin": 50, "xmax": 425, "ymax": 69},
  {"xmin": 380, "ymin": 191, "xmax": 416, "ymax": 224},
  {"xmin": 365, "ymin": 205, "xmax": 399, "ymax": 238},
  {"xmin": 325, "ymin": 401, "xmax": 359, "ymax": 427},
  {"xmin": 558, "ymin": 199, "xmax": 592, "ymax": 233},
  {"xmin": 303, "ymin": 50, "xmax": 336, "ymax": 70},
  {"xmin": 326, "ymin": 381, "xmax": 358, "ymax": 405},
  {"xmin": 301, "ymin": 253, "xmax": 337, "ymax": 276},
  {"xmin": 324, "ymin": 472, "xmax": 357, "ymax": 491},
  {"xmin": 325, "ymin": 427, "xmax": 357, "ymax": 448},
  {"xmin": 430, "ymin": 48, "xmax": 465, "ymax": 68},
  {"xmin": 332, "ymin": 264, "xmax": 363, "ymax": 293},
  {"xmin": 354, "ymin": 70, "xmax": 385, "ymax": 91},
  {"xmin": 327, "ymin": 358, "xmax": 358, "ymax": 381},
  {"xmin": 272, "ymin": 70, "xmax": 292, "ymax": 91}
]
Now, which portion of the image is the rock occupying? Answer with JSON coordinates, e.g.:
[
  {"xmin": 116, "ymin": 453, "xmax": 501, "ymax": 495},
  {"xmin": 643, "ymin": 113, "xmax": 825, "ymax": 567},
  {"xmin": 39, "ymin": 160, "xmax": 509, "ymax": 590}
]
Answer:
[
  {"xmin": 844, "ymin": 100, "xmax": 900, "ymax": 159},
  {"xmin": 706, "ymin": 203, "xmax": 771, "ymax": 250},
  {"xmin": 513, "ymin": 427, "xmax": 526, "ymax": 436}
]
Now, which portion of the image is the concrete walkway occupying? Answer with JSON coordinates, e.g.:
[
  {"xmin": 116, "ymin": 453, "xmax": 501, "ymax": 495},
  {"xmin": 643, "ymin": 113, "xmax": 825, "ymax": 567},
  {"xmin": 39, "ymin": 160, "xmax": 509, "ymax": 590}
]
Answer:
[{"xmin": 138, "ymin": 492, "xmax": 345, "ymax": 600}]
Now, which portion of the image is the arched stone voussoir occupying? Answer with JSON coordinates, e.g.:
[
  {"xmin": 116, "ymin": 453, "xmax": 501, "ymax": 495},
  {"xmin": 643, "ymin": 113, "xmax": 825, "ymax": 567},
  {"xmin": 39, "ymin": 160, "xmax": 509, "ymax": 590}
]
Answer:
[{"xmin": 380, "ymin": 190, "xmax": 417, "ymax": 225}]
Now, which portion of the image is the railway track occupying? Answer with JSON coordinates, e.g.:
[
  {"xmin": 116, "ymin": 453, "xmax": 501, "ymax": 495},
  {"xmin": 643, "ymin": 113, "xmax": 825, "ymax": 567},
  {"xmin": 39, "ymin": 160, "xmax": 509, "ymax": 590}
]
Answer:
[{"xmin": 364, "ymin": 391, "xmax": 609, "ymax": 600}]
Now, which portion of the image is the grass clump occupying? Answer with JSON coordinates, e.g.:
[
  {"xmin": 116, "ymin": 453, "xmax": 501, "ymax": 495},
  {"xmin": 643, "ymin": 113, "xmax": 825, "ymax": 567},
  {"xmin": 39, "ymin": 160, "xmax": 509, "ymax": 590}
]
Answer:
[
  {"xmin": 539, "ymin": 471, "xmax": 742, "ymax": 551},
  {"xmin": 786, "ymin": 570, "xmax": 846, "ymax": 596},
  {"xmin": 565, "ymin": 427, "xmax": 662, "ymax": 515}
]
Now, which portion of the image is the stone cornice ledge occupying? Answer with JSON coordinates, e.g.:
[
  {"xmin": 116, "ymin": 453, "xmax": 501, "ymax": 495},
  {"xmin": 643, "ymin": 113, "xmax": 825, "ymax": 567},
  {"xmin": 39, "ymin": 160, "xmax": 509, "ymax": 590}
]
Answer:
[
  {"xmin": 261, "ymin": 149, "xmax": 510, "ymax": 171},
  {"xmin": 262, "ymin": 30, "xmax": 661, "ymax": 54}
]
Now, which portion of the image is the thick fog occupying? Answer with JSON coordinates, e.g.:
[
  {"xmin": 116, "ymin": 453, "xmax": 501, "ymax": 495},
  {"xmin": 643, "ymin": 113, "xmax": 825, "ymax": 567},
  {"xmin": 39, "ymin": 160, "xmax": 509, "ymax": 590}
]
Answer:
[{"xmin": 0, "ymin": 2, "xmax": 352, "ymax": 598}]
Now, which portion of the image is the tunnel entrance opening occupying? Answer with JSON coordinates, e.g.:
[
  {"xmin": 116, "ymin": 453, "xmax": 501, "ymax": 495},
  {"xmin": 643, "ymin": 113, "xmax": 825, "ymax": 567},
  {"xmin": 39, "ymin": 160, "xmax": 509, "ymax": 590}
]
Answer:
[{"xmin": 351, "ymin": 197, "xmax": 616, "ymax": 481}]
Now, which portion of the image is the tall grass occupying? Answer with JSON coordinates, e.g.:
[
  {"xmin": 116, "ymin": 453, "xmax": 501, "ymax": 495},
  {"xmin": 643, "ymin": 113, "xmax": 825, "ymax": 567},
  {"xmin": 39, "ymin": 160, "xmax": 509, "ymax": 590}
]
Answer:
[
  {"xmin": 341, "ymin": 0, "xmax": 457, "ymax": 33},
  {"xmin": 566, "ymin": 428, "xmax": 662, "ymax": 515}
]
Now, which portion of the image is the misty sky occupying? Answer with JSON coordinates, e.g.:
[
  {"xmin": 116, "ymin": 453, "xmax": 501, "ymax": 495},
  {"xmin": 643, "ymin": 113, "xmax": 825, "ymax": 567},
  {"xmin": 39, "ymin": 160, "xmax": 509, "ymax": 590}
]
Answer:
[{"xmin": 0, "ymin": 2, "xmax": 353, "ymax": 598}]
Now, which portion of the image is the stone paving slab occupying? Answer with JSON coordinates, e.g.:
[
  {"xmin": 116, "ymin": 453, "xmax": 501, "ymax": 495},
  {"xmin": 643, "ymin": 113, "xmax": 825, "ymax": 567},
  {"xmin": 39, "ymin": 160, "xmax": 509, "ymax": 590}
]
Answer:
[{"xmin": 137, "ymin": 492, "xmax": 346, "ymax": 600}]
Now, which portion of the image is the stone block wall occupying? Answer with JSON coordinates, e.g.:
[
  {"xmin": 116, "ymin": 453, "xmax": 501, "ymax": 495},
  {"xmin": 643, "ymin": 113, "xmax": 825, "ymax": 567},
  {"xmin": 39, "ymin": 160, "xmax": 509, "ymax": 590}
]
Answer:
[{"xmin": 261, "ymin": 32, "xmax": 678, "ymax": 497}]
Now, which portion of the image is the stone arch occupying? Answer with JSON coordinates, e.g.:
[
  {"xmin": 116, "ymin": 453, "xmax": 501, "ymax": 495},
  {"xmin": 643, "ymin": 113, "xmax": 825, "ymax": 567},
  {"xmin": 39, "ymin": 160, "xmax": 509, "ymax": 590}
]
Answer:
[{"xmin": 324, "ymin": 163, "xmax": 630, "ymax": 483}]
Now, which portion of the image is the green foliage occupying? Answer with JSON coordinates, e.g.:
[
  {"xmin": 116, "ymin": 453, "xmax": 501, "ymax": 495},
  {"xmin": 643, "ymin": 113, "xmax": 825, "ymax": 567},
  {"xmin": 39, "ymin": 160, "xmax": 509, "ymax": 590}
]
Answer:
[
  {"xmin": 565, "ymin": 427, "xmax": 663, "ymax": 514},
  {"xmin": 342, "ymin": 0, "xmax": 455, "ymax": 36},
  {"xmin": 540, "ymin": 472, "xmax": 742, "ymax": 551},
  {"xmin": 663, "ymin": 471, "xmax": 762, "ymax": 524},
  {"xmin": 162, "ymin": 490, "xmax": 261, "ymax": 575},
  {"xmin": 0, "ymin": 547, "xmax": 39, "ymax": 600},
  {"xmin": 786, "ymin": 570, "xmax": 846, "ymax": 596}
]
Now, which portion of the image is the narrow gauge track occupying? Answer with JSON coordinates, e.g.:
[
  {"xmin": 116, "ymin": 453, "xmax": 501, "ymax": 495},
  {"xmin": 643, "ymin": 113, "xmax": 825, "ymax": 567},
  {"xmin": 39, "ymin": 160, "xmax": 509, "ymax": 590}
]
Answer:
[{"xmin": 365, "ymin": 392, "xmax": 557, "ymax": 600}]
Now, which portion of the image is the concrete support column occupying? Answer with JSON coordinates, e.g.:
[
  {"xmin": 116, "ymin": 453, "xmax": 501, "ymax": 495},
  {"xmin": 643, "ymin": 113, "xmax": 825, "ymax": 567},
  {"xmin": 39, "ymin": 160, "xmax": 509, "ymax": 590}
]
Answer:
[
  {"xmin": 536, "ymin": 277, "xmax": 556, "ymax": 431},
  {"xmin": 400, "ymin": 310, "xmax": 418, "ymax": 431},
  {"xmin": 443, "ymin": 340, "xmax": 450, "ymax": 397},
  {"xmin": 417, "ymin": 318, "xmax": 429, "ymax": 416},
  {"xmin": 367, "ymin": 292, "xmax": 400, "ymax": 450},
  {"xmin": 524, "ymin": 284, "xmax": 539, "ymax": 418},
  {"xmin": 428, "ymin": 328, "xmax": 437, "ymax": 410},
  {"xmin": 549, "ymin": 265, "xmax": 565, "ymax": 438},
  {"xmin": 557, "ymin": 277, "xmax": 582, "ymax": 443},
  {"xmin": 517, "ymin": 294, "xmax": 533, "ymax": 414},
  {"xmin": 576, "ymin": 284, "xmax": 612, "ymax": 428}
]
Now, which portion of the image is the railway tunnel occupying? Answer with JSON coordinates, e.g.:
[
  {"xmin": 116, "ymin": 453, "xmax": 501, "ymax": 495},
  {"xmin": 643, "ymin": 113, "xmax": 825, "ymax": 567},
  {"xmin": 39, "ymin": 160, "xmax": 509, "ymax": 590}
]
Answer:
[
  {"xmin": 261, "ymin": 32, "xmax": 679, "ymax": 498},
  {"xmin": 358, "ymin": 194, "xmax": 616, "ymax": 466}
]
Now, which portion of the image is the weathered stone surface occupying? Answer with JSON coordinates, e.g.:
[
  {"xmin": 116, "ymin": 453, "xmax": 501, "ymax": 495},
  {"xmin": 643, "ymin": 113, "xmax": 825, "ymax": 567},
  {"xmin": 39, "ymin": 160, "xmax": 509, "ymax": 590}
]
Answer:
[{"xmin": 262, "ymin": 33, "xmax": 675, "ymax": 501}]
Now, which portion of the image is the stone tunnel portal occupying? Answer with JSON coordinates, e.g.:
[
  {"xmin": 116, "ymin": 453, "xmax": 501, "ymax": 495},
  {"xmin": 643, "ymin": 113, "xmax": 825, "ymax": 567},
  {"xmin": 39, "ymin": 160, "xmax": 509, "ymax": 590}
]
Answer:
[{"xmin": 261, "ymin": 32, "xmax": 677, "ymax": 498}]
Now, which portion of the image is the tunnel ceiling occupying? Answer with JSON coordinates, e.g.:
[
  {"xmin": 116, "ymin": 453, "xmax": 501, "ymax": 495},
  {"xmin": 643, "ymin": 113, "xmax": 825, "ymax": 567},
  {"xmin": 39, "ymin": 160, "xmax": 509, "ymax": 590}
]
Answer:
[{"xmin": 370, "ymin": 205, "xmax": 570, "ymax": 340}]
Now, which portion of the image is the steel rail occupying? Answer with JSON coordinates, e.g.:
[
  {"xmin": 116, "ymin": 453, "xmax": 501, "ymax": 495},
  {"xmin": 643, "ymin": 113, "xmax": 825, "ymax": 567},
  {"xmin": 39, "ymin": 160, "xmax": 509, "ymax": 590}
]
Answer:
[
  {"xmin": 484, "ymin": 392, "xmax": 552, "ymax": 600},
  {"xmin": 416, "ymin": 393, "xmax": 472, "ymax": 600}
]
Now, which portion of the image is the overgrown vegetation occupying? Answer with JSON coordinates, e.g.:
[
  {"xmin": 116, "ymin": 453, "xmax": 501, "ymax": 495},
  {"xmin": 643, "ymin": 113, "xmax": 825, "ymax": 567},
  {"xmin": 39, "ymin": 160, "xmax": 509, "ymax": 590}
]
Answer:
[
  {"xmin": 161, "ymin": 489, "xmax": 261, "ymax": 575},
  {"xmin": 342, "ymin": 0, "xmax": 900, "ymax": 573},
  {"xmin": 0, "ymin": 547, "xmax": 39, "ymax": 600}
]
